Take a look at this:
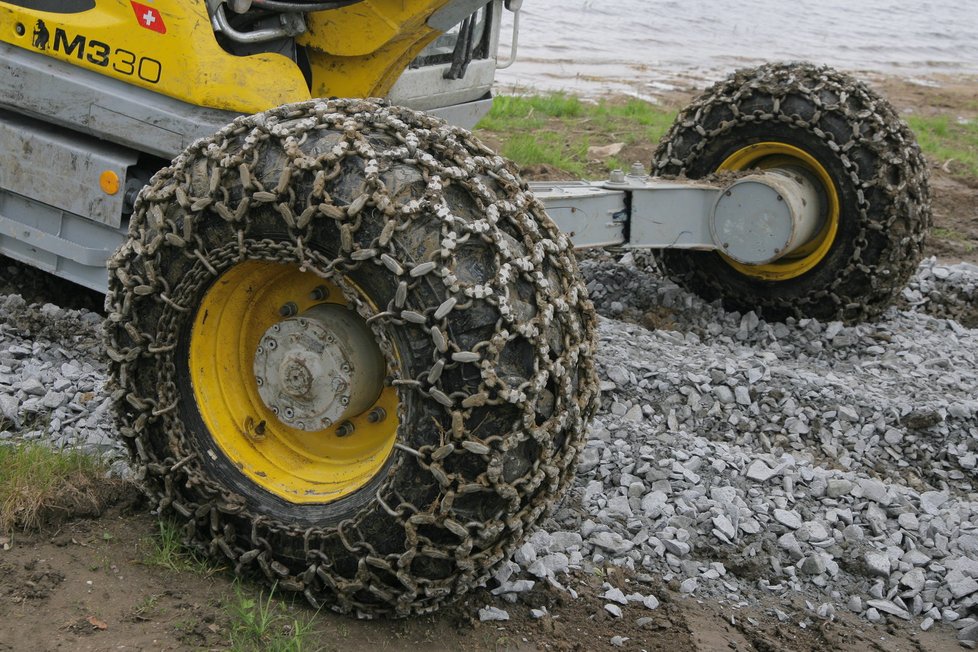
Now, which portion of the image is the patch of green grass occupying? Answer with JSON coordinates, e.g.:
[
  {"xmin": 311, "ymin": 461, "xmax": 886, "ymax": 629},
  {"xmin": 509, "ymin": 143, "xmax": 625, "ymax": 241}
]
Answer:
[
  {"xmin": 476, "ymin": 92, "xmax": 585, "ymax": 131},
  {"xmin": 130, "ymin": 593, "xmax": 164, "ymax": 622},
  {"xmin": 0, "ymin": 441, "xmax": 105, "ymax": 533},
  {"xmin": 144, "ymin": 519, "xmax": 217, "ymax": 574},
  {"xmin": 499, "ymin": 132, "xmax": 589, "ymax": 177},
  {"xmin": 907, "ymin": 114, "xmax": 978, "ymax": 177},
  {"xmin": 225, "ymin": 583, "xmax": 319, "ymax": 652},
  {"xmin": 932, "ymin": 226, "xmax": 976, "ymax": 252},
  {"xmin": 933, "ymin": 226, "xmax": 969, "ymax": 241},
  {"xmin": 475, "ymin": 92, "xmax": 677, "ymax": 178}
]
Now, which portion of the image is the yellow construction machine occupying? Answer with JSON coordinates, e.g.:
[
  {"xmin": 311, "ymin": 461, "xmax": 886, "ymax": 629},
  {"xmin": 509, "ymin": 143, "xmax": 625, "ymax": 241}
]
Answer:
[{"xmin": 0, "ymin": 0, "xmax": 928, "ymax": 616}]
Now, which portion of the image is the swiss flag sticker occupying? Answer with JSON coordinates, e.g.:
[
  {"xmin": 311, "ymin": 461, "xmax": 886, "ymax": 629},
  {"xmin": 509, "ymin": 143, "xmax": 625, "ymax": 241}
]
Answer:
[{"xmin": 131, "ymin": 1, "xmax": 166, "ymax": 34}]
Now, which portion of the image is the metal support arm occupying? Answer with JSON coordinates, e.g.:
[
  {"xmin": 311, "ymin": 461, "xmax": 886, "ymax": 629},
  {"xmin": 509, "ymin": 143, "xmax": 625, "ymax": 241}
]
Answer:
[{"xmin": 533, "ymin": 167, "xmax": 826, "ymax": 265}]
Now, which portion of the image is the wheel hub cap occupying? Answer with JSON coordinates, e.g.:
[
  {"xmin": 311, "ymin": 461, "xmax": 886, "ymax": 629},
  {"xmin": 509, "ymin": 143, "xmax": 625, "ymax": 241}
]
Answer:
[{"xmin": 253, "ymin": 304, "xmax": 385, "ymax": 432}]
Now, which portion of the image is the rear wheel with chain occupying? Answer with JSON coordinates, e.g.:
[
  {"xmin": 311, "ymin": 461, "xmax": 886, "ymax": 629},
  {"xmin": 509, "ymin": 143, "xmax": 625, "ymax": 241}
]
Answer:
[
  {"xmin": 653, "ymin": 62, "xmax": 930, "ymax": 322},
  {"xmin": 105, "ymin": 98, "xmax": 598, "ymax": 616}
]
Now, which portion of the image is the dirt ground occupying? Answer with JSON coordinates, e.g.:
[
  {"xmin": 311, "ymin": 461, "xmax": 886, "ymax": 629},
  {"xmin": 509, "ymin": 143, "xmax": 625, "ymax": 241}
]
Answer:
[
  {"xmin": 1, "ymin": 74, "xmax": 976, "ymax": 651},
  {"xmin": 0, "ymin": 495, "xmax": 964, "ymax": 652}
]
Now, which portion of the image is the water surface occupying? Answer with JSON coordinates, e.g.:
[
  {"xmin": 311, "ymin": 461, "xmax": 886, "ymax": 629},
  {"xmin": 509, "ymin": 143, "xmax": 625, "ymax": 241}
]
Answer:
[{"xmin": 496, "ymin": 0, "xmax": 978, "ymax": 98}]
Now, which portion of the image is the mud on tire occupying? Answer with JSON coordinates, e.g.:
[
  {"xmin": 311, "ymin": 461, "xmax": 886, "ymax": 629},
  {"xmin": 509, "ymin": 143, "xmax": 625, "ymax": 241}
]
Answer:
[
  {"xmin": 105, "ymin": 99, "xmax": 599, "ymax": 617},
  {"xmin": 653, "ymin": 62, "xmax": 931, "ymax": 322}
]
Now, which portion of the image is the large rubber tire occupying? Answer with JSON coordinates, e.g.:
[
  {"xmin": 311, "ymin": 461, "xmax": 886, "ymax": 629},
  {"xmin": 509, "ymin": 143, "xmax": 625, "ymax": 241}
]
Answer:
[
  {"xmin": 105, "ymin": 99, "xmax": 598, "ymax": 617},
  {"xmin": 653, "ymin": 62, "xmax": 930, "ymax": 322}
]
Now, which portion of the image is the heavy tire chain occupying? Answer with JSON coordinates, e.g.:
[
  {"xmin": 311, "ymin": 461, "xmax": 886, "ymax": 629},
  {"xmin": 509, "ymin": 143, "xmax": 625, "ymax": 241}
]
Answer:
[
  {"xmin": 104, "ymin": 98, "xmax": 599, "ymax": 616},
  {"xmin": 653, "ymin": 62, "xmax": 931, "ymax": 322}
]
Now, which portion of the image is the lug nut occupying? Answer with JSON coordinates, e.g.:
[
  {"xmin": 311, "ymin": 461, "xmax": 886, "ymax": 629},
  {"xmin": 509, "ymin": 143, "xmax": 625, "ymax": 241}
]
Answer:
[
  {"xmin": 367, "ymin": 408, "xmax": 387, "ymax": 424},
  {"xmin": 310, "ymin": 285, "xmax": 329, "ymax": 301},
  {"xmin": 279, "ymin": 302, "xmax": 298, "ymax": 317},
  {"xmin": 283, "ymin": 407, "xmax": 295, "ymax": 421},
  {"xmin": 609, "ymin": 169, "xmax": 625, "ymax": 184},
  {"xmin": 336, "ymin": 421, "xmax": 355, "ymax": 437},
  {"xmin": 629, "ymin": 161, "xmax": 647, "ymax": 177}
]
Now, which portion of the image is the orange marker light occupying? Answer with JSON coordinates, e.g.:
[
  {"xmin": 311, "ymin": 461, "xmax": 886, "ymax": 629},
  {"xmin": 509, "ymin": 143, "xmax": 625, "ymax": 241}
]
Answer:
[{"xmin": 100, "ymin": 170, "xmax": 120, "ymax": 195}]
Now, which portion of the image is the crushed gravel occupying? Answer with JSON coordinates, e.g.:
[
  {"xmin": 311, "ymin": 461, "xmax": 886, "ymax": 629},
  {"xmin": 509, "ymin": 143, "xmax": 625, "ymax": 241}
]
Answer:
[{"xmin": 2, "ymin": 254, "xmax": 977, "ymax": 641}]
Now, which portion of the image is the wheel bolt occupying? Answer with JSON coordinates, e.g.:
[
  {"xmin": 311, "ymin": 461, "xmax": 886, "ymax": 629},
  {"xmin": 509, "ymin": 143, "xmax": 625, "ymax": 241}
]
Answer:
[
  {"xmin": 279, "ymin": 302, "xmax": 298, "ymax": 317},
  {"xmin": 367, "ymin": 408, "xmax": 387, "ymax": 424},
  {"xmin": 310, "ymin": 285, "xmax": 329, "ymax": 301},
  {"xmin": 336, "ymin": 421, "xmax": 355, "ymax": 437}
]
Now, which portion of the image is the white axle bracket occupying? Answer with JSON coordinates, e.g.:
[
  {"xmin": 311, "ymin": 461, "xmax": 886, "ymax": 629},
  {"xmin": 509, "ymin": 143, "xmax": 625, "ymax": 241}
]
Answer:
[{"xmin": 532, "ymin": 165, "xmax": 826, "ymax": 263}]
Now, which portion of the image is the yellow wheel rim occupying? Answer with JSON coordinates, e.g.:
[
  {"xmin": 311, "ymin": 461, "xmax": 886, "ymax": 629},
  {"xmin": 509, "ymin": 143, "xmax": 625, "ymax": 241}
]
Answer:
[
  {"xmin": 717, "ymin": 142, "xmax": 840, "ymax": 281},
  {"xmin": 188, "ymin": 260, "xmax": 399, "ymax": 504}
]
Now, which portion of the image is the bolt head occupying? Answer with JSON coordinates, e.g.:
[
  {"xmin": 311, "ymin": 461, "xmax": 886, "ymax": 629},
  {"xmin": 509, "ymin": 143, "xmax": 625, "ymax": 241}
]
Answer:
[{"xmin": 310, "ymin": 285, "xmax": 329, "ymax": 301}]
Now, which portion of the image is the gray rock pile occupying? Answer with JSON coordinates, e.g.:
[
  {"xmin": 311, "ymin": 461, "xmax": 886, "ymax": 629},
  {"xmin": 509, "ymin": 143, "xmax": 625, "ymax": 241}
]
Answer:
[
  {"xmin": 0, "ymin": 292, "xmax": 125, "ymax": 468},
  {"xmin": 487, "ymin": 254, "xmax": 978, "ymax": 643},
  {"xmin": 3, "ymin": 255, "xmax": 977, "ymax": 643}
]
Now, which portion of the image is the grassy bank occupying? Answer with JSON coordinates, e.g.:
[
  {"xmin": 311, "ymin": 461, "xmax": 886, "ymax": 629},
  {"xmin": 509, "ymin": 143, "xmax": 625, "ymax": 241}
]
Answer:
[
  {"xmin": 474, "ymin": 93, "xmax": 676, "ymax": 178},
  {"xmin": 0, "ymin": 441, "xmax": 108, "ymax": 532},
  {"xmin": 474, "ymin": 92, "xmax": 978, "ymax": 182}
]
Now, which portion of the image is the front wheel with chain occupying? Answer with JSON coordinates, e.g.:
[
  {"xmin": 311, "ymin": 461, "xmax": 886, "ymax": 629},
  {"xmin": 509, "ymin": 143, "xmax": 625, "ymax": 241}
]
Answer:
[
  {"xmin": 653, "ymin": 62, "xmax": 931, "ymax": 322},
  {"xmin": 105, "ymin": 98, "xmax": 599, "ymax": 617}
]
